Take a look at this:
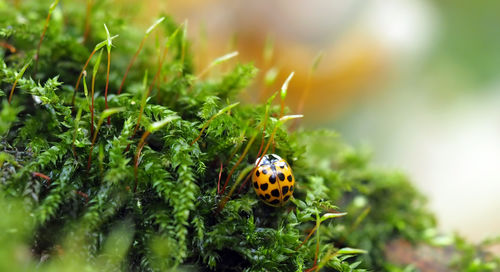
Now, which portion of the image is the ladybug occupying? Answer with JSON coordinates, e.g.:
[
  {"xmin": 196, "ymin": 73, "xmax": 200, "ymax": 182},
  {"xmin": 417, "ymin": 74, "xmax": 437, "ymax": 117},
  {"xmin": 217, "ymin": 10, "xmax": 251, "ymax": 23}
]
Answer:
[{"xmin": 252, "ymin": 154, "xmax": 295, "ymax": 207}]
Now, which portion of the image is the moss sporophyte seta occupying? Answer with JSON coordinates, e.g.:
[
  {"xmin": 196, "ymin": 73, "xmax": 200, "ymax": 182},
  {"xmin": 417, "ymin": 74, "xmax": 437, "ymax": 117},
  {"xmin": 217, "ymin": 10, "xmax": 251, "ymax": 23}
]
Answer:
[{"xmin": 0, "ymin": 0, "xmax": 498, "ymax": 271}]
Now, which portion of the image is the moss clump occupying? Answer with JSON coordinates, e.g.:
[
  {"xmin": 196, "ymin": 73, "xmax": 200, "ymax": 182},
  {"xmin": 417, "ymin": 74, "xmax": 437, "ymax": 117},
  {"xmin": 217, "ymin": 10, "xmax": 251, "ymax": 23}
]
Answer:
[{"xmin": 0, "ymin": 0, "xmax": 498, "ymax": 271}]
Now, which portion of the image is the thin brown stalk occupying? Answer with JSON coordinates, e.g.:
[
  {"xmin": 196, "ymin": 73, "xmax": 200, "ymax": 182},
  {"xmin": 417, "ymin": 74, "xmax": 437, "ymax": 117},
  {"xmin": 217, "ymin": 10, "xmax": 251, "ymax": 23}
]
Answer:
[
  {"xmin": 217, "ymin": 162, "xmax": 223, "ymax": 195},
  {"xmin": 117, "ymin": 17, "xmax": 164, "ymax": 94},
  {"xmin": 190, "ymin": 114, "xmax": 216, "ymax": 146},
  {"xmin": 82, "ymin": 0, "xmax": 93, "ymax": 44},
  {"xmin": 34, "ymin": 0, "xmax": 59, "ymax": 76},
  {"xmin": 237, "ymin": 117, "xmax": 269, "ymax": 194},
  {"xmin": 237, "ymin": 169, "xmax": 254, "ymax": 193},
  {"xmin": 134, "ymin": 131, "xmax": 151, "ymax": 192},
  {"xmin": 8, "ymin": 76, "xmax": 21, "ymax": 104},
  {"xmin": 295, "ymin": 225, "xmax": 318, "ymax": 251},
  {"xmin": 8, "ymin": 59, "xmax": 32, "ymax": 104},
  {"xmin": 75, "ymin": 190, "xmax": 89, "ymax": 204},
  {"xmin": 155, "ymin": 43, "xmax": 164, "ymax": 104},
  {"xmin": 238, "ymin": 123, "xmax": 277, "ymax": 192},
  {"xmin": 298, "ymin": 212, "xmax": 322, "ymax": 272},
  {"xmin": 117, "ymin": 37, "xmax": 146, "ymax": 94},
  {"xmin": 313, "ymin": 212, "xmax": 321, "ymax": 268},
  {"xmin": 72, "ymin": 48, "xmax": 97, "ymax": 106},
  {"xmin": 105, "ymin": 50, "xmax": 111, "ymax": 124},
  {"xmin": 90, "ymin": 69, "xmax": 96, "ymax": 137},
  {"xmin": 132, "ymin": 45, "xmax": 169, "ymax": 136},
  {"xmin": 217, "ymin": 165, "xmax": 254, "ymax": 213},
  {"xmin": 0, "ymin": 41, "xmax": 16, "ymax": 53},
  {"xmin": 304, "ymin": 266, "xmax": 318, "ymax": 272},
  {"xmin": 220, "ymin": 129, "xmax": 258, "ymax": 195},
  {"xmin": 314, "ymin": 235, "xmax": 320, "ymax": 267},
  {"xmin": 32, "ymin": 172, "xmax": 51, "ymax": 182}
]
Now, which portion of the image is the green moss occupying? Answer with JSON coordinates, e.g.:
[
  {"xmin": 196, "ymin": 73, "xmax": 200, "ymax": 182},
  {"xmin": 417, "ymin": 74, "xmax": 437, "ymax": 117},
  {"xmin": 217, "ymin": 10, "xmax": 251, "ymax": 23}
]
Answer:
[{"xmin": 0, "ymin": 0, "xmax": 498, "ymax": 271}]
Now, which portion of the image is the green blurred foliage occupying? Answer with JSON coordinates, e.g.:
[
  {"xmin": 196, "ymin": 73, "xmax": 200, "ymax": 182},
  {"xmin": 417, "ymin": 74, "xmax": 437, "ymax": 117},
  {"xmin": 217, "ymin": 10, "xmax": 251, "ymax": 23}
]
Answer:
[{"xmin": 430, "ymin": 0, "xmax": 500, "ymax": 84}]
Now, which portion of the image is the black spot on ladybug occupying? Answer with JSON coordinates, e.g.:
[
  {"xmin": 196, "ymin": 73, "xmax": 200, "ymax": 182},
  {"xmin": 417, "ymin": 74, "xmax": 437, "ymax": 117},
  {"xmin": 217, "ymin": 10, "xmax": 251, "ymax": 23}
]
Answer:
[
  {"xmin": 265, "ymin": 194, "xmax": 271, "ymax": 199},
  {"xmin": 253, "ymin": 182, "xmax": 259, "ymax": 189},
  {"xmin": 260, "ymin": 183, "xmax": 268, "ymax": 191},
  {"xmin": 278, "ymin": 172, "xmax": 285, "ymax": 181},
  {"xmin": 256, "ymin": 170, "xmax": 260, "ymax": 177},
  {"xmin": 279, "ymin": 163, "xmax": 285, "ymax": 169},
  {"xmin": 259, "ymin": 194, "xmax": 266, "ymax": 200},
  {"xmin": 282, "ymin": 186, "xmax": 289, "ymax": 195},
  {"xmin": 269, "ymin": 199, "xmax": 280, "ymax": 205},
  {"xmin": 271, "ymin": 189, "xmax": 280, "ymax": 197},
  {"xmin": 262, "ymin": 169, "xmax": 268, "ymax": 175},
  {"xmin": 290, "ymin": 185, "xmax": 293, "ymax": 192},
  {"xmin": 283, "ymin": 195, "xmax": 290, "ymax": 202},
  {"xmin": 269, "ymin": 174, "xmax": 276, "ymax": 184},
  {"xmin": 287, "ymin": 175, "xmax": 292, "ymax": 182}
]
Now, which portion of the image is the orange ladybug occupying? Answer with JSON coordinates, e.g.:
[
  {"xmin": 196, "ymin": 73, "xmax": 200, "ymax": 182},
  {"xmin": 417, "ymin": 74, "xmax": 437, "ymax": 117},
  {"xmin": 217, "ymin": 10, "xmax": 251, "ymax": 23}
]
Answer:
[{"xmin": 252, "ymin": 154, "xmax": 295, "ymax": 207}]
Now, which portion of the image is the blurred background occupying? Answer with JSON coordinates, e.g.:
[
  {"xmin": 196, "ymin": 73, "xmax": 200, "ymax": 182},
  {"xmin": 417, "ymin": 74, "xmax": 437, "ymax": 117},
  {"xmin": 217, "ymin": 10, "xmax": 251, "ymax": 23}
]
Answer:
[{"xmin": 122, "ymin": 0, "xmax": 500, "ymax": 243}]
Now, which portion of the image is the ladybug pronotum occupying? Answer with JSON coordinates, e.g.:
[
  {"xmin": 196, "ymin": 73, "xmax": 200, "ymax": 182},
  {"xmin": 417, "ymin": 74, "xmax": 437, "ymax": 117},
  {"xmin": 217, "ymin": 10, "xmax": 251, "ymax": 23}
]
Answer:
[{"xmin": 252, "ymin": 154, "xmax": 295, "ymax": 207}]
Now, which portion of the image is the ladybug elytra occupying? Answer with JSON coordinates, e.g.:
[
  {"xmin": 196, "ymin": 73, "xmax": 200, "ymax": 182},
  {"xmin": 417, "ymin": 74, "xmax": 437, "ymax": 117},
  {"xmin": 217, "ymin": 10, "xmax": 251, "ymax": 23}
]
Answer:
[{"xmin": 252, "ymin": 154, "xmax": 295, "ymax": 207}]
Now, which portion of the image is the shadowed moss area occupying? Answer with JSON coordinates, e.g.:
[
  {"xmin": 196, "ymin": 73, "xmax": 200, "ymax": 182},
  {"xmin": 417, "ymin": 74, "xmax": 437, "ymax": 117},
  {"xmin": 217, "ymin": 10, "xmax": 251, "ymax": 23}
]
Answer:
[{"xmin": 0, "ymin": 0, "xmax": 498, "ymax": 271}]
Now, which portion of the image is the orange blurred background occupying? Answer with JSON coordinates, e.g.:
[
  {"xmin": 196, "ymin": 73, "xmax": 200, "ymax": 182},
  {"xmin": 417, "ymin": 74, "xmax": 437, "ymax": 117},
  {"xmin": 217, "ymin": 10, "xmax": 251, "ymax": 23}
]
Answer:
[
  {"xmin": 121, "ymin": 0, "xmax": 500, "ymax": 245},
  {"xmin": 123, "ymin": 0, "xmax": 389, "ymax": 123}
]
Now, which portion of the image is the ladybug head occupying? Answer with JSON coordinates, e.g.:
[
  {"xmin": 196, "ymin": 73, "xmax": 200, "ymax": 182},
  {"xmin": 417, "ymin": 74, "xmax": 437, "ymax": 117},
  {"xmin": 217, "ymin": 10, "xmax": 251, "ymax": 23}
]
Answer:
[{"xmin": 255, "ymin": 154, "xmax": 282, "ymax": 166}]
